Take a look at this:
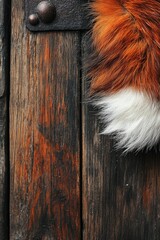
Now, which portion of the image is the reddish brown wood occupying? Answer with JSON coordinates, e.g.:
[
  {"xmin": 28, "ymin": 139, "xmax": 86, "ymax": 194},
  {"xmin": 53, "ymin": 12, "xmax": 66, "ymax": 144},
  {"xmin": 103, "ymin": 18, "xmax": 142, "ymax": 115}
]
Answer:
[
  {"xmin": 10, "ymin": 1, "xmax": 81, "ymax": 239},
  {"xmin": 10, "ymin": 2, "xmax": 160, "ymax": 240}
]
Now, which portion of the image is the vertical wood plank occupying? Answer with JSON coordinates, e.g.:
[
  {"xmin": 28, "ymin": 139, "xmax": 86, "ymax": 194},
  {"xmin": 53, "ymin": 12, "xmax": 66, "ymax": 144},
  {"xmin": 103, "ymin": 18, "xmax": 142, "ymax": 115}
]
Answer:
[
  {"xmin": 10, "ymin": 0, "xmax": 81, "ymax": 239},
  {"xmin": 0, "ymin": 0, "xmax": 10, "ymax": 239},
  {"xmin": 82, "ymin": 34, "xmax": 111, "ymax": 240},
  {"xmin": 82, "ymin": 34, "xmax": 160, "ymax": 240}
]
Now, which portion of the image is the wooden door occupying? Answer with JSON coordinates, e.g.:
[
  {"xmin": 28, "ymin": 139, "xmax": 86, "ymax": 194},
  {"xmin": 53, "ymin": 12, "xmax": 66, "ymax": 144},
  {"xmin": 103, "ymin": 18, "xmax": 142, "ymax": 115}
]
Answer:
[{"xmin": 0, "ymin": 0, "xmax": 160, "ymax": 239}]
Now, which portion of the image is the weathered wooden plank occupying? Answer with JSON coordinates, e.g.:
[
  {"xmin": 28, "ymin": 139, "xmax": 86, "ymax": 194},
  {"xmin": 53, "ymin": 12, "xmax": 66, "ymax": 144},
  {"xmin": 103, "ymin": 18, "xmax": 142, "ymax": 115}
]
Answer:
[
  {"xmin": 10, "ymin": 0, "xmax": 81, "ymax": 239},
  {"xmin": 82, "ymin": 34, "xmax": 111, "ymax": 240},
  {"xmin": 82, "ymin": 34, "xmax": 160, "ymax": 240},
  {"xmin": 0, "ymin": 0, "xmax": 10, "ymax": 239}
]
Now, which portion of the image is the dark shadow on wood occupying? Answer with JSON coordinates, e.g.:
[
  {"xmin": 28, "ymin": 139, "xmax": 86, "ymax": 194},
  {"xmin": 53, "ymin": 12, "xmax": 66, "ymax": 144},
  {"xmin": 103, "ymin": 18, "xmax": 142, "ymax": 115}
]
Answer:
[{"xmin": 0, "ymin": 0, "xmax": 11, "ymax": 239}]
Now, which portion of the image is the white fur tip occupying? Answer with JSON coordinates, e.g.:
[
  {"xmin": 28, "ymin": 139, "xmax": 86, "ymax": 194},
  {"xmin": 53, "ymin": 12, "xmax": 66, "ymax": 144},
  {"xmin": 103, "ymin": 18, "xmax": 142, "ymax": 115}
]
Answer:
[{"xmin": 94, "ymin": 88, "xmax": 160, "ymax": 152}]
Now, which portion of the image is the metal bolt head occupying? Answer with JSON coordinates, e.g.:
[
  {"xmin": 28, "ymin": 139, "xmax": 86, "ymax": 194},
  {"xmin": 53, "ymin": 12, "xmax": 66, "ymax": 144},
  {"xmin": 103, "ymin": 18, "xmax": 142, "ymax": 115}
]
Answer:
[
  {"xmin": 36, "ymin": 1, "xmax": 56, "ymax": 24},
  {"xmin": 28, "ymin": 13, "xmax": 39, "ymax": 26}
]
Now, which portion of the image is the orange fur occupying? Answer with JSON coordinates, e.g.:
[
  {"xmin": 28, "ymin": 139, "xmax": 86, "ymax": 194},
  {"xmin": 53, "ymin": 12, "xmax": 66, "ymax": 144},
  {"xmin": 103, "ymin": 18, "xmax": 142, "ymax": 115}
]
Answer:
[{"xmin": 89, "ymin": 0, "xmax": 160, "ymax": 98}]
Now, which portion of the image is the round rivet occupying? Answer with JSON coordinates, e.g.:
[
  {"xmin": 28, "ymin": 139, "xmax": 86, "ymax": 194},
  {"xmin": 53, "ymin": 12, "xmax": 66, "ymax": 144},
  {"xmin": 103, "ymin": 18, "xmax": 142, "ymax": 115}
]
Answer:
[
  {"xmin": 28, "ymin": 13, "xmax": 39, "ymax": 26},
  {"xmin": 36, "ymin": 1, "xmax": 56, "ymax": 24}
]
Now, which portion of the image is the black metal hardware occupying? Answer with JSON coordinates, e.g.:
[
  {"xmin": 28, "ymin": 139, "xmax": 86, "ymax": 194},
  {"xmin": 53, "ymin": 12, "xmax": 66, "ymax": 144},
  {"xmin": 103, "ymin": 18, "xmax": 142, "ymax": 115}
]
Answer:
[
  {"xmin": 28, "ymin": 14, "xmax": 40, "ymax": 26},
  {"xmin": 35, "ymin": 1, "xmax": 56, "ymax": 24},
  {"xmin": 25, "ymin": 0, "xmax": 90, "ymax": 32}
]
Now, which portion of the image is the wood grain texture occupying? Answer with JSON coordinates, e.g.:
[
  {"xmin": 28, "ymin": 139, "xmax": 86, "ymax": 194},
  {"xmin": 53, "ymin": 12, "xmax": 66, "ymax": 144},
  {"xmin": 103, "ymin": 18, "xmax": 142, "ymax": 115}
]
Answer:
[
  {"xmin": 10, "ymin": 0, "xmax": 81, "ymax": 239},
  {"xmin": 82, "ymin": 34, "xmax": 160, "ymax": 240},
  {"xmin": 0, "ymin": 0, "xmax": 10, "ymax": 239},
  {"xmin": 82, "ymin": 34, "xmax": 111, "ymax": 240}
]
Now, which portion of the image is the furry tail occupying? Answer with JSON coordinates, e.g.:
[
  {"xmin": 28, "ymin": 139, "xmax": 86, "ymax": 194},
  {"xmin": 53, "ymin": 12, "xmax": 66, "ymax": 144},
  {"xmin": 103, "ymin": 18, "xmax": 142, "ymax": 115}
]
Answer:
[{"xmin": 89, "ymin": 0, "xmax": 160, "ymax": 151}]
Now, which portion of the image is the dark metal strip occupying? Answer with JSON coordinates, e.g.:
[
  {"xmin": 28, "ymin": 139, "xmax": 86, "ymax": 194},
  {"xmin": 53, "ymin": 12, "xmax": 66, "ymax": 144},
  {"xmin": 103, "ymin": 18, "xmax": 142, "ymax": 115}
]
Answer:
[{"xmin": 25, "ymin": 0, "xmax": 90, "ymax": 32}]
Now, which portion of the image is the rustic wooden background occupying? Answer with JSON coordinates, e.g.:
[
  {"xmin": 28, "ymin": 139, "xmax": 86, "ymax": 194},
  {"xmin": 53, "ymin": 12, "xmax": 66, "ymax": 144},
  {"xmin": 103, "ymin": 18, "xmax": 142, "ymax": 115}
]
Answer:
[{"xmin": 0, "ymin": 0, "xmax": 160, "ymax": 239}]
